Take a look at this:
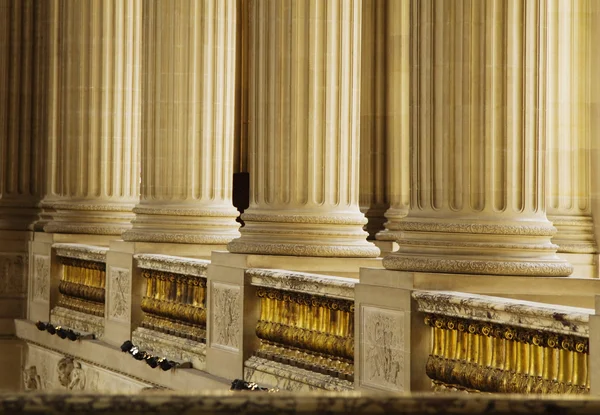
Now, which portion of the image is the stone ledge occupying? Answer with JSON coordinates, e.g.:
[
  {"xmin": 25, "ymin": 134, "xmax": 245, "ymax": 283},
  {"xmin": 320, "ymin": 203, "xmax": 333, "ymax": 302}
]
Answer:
[
  {"xmin": 413, "ymin": 290, "xmax": 592, "ymax": 336},
  {"xmin": 53, "ymin": 244, "xmax": 109, "ymax": 263},
  {"xmin": 134, "ymin": 254, "xmax": 209, "ymax": 277},
  {"xmin": 244, "ymin": 356, "xmax": 353, "ymax": 392},
  {"xmin": 14, "ymin": 319, "xmax": 229, "ymax": 391},
  {"xmin": 248, "ymin": 268, "xmax": 355, "ymax": 300}
]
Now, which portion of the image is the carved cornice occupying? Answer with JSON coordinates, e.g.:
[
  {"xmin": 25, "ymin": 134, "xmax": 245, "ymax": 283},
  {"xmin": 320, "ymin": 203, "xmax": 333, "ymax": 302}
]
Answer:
[
  {"xmin": 54, "ymin": 244, "xmax": 108, "ymax": 263},
  {"xmin": 393, "ymin": 221, "xmax": 556, "ymax": 236},
  {"xmin": 249, "ymin": 269, "xmax": 355, "ymax": 300},
  {"xmin": 229, "ymin": 241, "xmax": 380, "ymax": 258},
  {"xmin": 413, "ymin": 290, "xmax": 590, "ymax": 336},
  {"xmin": 135, "ymin": 254, "xmax": 209, "ymax": 277},
  {"xmin": 384, "ymin": 256, "xmax": 574, "ymax": 277},
  {"xmin": 241, "ymin": 212, "xmax": 368, "ymax": 225}
]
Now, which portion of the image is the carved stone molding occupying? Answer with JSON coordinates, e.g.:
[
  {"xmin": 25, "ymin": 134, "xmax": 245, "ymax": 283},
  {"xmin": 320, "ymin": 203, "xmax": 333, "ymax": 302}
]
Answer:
[
  {"xmin": 210, "ymin": 282, "xmax": 241, "ymax": 352},
  {"xmin": 33, "ymin": 254, "xmax": 50, "ymax": 302},
  {"xmin": 108, "ymin": 267, "xmax": 131, "ymax": 322},
  {"xmin": 360, "ymin": 306, "xmax": 405, "ymax": 392},
  {"xmin": 0, "ymin": 254, "xmax": 26, "ymax": 296}
]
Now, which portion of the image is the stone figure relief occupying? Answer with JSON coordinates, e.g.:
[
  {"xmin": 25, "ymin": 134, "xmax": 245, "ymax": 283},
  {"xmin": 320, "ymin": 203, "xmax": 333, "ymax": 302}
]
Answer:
[
  {"xmin": 211, "ymin": 282, "xmax": 241, "ymax": 351},
  {"xmin": 57, "ymin": 357, "xmax": 86, "ymax": 390},
  {"xmin": 23, "ymin": 366, "xmax": 43, "ymax": 390},
  {"xmin": 33, "ymin": 254, "xmax": 50, "ymax": 301},
  {"xmin": 361, "ymin": 306, "xmax": 405, "ymax": 391},
  {"xmin": 108, "ymin": 267, "xmax": 131, "ymax": 322},
  {"xmin": 0, "ymin": 254, "xmax": 26, "ymax": 295}
]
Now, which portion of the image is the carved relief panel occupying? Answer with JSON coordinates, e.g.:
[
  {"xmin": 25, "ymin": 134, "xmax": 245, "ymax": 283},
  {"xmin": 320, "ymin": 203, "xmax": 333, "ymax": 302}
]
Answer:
[
  {"xmin": 32, "ymin": 254, "xmax": 50, "ymax": 302},
  {"xmin": 360, "ymin": 306, "xmax": 405, "ymax": 391},
  {"xmin": 107, "ymin": 267, "xmax": 131, "ymax": 322},
  {"xmin": 210, "ymin": 282, "xmax": 241, "ymax": 352}
]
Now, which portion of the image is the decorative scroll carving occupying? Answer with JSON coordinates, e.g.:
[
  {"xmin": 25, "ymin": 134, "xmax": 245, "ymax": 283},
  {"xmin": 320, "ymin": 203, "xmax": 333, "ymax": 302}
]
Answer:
[
  {"xmin": 212, "ymin": 282, "xmax": 241, "ymax": 351},
  {"xmin": 424, "ymin": 314, "xmax": 589, "ymax": 394},
  {"xmin": 108, "ymin": 267, "xmax": 131, "ymax": 322},
  {"xmin": 33, "ymin": 255, "xmax": 50, "ymax": 301},
  {"xmin": 254, "ymin": 287, "xmax": 354, "ymax": 380},
  {"xmin": 139, "ymin": 269, "xmax": 207, "ymax": 340}
]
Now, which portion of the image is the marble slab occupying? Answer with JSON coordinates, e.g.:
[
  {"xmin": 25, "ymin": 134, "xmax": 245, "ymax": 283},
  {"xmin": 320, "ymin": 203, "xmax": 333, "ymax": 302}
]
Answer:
[
  {"xmin": 132, "ymin": 327, "xmax": 206, "ymax": 371},
  {"xmin": 53, "ymin": 244, "xmax": 108, "ymax": 263},
  {"xmin": 413, "ymin": 290, "xmax": 592, "ymax": 336},
  {"xmin": 134, "ymin": 254, "xmax": 209, "ymax": 277},
  {"xmin": 2, "ymin": 391, "xmax": 600, "ymax": 414},
  {"xmin": 244, "ymin": 356, "xmax": 353, "ymax": 392},
  {"xmin": 248, "ymin": 268, "xmax": 355, "ymax": 300}
]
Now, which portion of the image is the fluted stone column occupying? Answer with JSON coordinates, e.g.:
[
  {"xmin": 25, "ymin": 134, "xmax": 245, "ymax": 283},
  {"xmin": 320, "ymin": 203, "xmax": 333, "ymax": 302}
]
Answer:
[
  {"xmin": 0, "ymin": 0, "xmax": 43, "ymax": 231},
  {"xmin": 227, "ymin": 0, "xmax": 379, "ymax": 258},
  {"xmin": 43, "ymin": 1, "xmax": 141, "ymax": 236},
  {"xmin": 384, "ymin": 0, "xmax": 572, "ymax": 276},
  {"xmin": 122, "ymin": 0, "xmax": 240, "ymax": 244},
  {"xmin": 359, "ymin": 0, "xmax": 389, "ymax": 240},
  {"xmin": 546, "ymin": 0, "xmax": 597, "ymax": 255},
  {"xmin": 374, "ymin": 0, "xmax": 410, "ymax": 245}
]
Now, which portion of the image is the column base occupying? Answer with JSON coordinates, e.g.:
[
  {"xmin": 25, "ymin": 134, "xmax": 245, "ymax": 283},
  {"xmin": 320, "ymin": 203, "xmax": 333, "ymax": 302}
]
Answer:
[
  {"xmin": 384, "ymin": 218, "xmax": 573, "ymax": 277},
  {"xmin": 123, "ymin": 206, "xmax": 240, "ymax": 244},
  {"xmin": 549, "ymin": 215, "xmax": 598, "ymax": 254},
  {"xmin": 44, "ymin": 201, "xmax": 136, "ymax": 235},
  {"xmin": 229, "ymin": 211, "xmax": 380, "ymax": 258}
]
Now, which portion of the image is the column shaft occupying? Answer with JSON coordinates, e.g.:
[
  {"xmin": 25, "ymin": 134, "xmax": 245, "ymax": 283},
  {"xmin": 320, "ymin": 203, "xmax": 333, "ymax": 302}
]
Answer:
[
  {"xmin": 375, "ymin": 0, "xmax": 411, "ymax": 243},
  {"xmin": 359, "ymin": 0, "xmax": 389, "ymax": 240},
  {"xmin": 44, "ymin": 0, "xmax": 142, "ymax": 235},
  {"xmin": 383, "ymin": 0, "xmax": 572, "ymax": 276},
  {"xmin": 546, "ymin": 0, "xmax": 596, "ymax": 254},
  {"xmin": 0, "ymin": 0, "xmax": 42, "ymax": 230},
  {"xmin": 227, "ymin": 0, "xmax": 379, "ymax": 258},
  {"xmin": 122, "ymin": 0, "xmax": 240, "ymax": 244}
]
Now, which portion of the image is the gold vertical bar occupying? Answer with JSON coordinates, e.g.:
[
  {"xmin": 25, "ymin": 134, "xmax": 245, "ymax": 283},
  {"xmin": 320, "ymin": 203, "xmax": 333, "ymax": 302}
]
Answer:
[
  {"xmin": 573, "ymin": 352, "xmax": 587, "ymax": 386},
  {"xmin": 445, "ymin": 328, "xmax": 458, "ymax": 360},
  {"xmin": 529, "ymin": 344, "xmax": 543, "ymax": 378},
  {"xmin": 558, "ymin": 349, "xmax": 573, "ymax": 384}
]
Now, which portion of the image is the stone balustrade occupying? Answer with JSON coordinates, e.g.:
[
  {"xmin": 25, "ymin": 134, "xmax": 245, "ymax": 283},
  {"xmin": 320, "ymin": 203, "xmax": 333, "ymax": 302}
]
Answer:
[
  {"xmin": 413, "ymin": 291, "xmax": 592, "ymax": 394},
  {"xmin": 131, "ymin": 254, "xmax": 210, "ymax": 371},
  {"xmin": 244, "ymin": 269, "xmax": 356, "ymax": 391},
  {"xmin": 50, "ymin": 244, "xmax": 109, "ymax": 337}
]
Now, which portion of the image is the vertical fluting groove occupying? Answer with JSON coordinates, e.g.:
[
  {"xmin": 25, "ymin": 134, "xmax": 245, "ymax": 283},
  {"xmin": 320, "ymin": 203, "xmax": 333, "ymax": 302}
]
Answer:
[
  {"xmin": 387, "ymin": 0, "xmax": 571, "ymax": 275},
  {"xmin": 229, "ymin": 0, "xmax": 377, "ymax": 257},
  {"xmin": 124, "ymin": 0, "xmax": 239, "ymax": 243},
  {"xmin": 0, "ymin": 0, "xmax": 46, "ymax": 229}
]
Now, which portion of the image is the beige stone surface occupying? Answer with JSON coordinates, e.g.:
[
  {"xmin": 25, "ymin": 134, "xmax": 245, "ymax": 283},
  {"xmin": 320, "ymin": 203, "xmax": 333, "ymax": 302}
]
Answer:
[
  {"xmin": 227, "ymin": 0, "xmax": 379, "ymax": 258},
  {"xmin": 211, "ymin": 251, "xmax": 382, "ymax": 279},
  {"xmin": 43, "ymin": 1, "xmax": 141, "ymax": 236},
  {"xmin": 546, "ymin": 0, "xmax": 597, "ymax": 263},
  {"xmin": 0, "ymin": 0, "xmax": 44, "ymax": 231},
  {"xmin": 15, "ymin": 319, "xmax": 230, "ymax": 391},
  {"xmin": 122, "ymin": 0, "xmax": 240, "ymax": 245},
  {"xmin": 206, "ymin": 262, "xmax": 259, "ymax": 381},
  {"xmin": 384, "ymin": 0, "xmax": 572, "ymax": 277}
]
